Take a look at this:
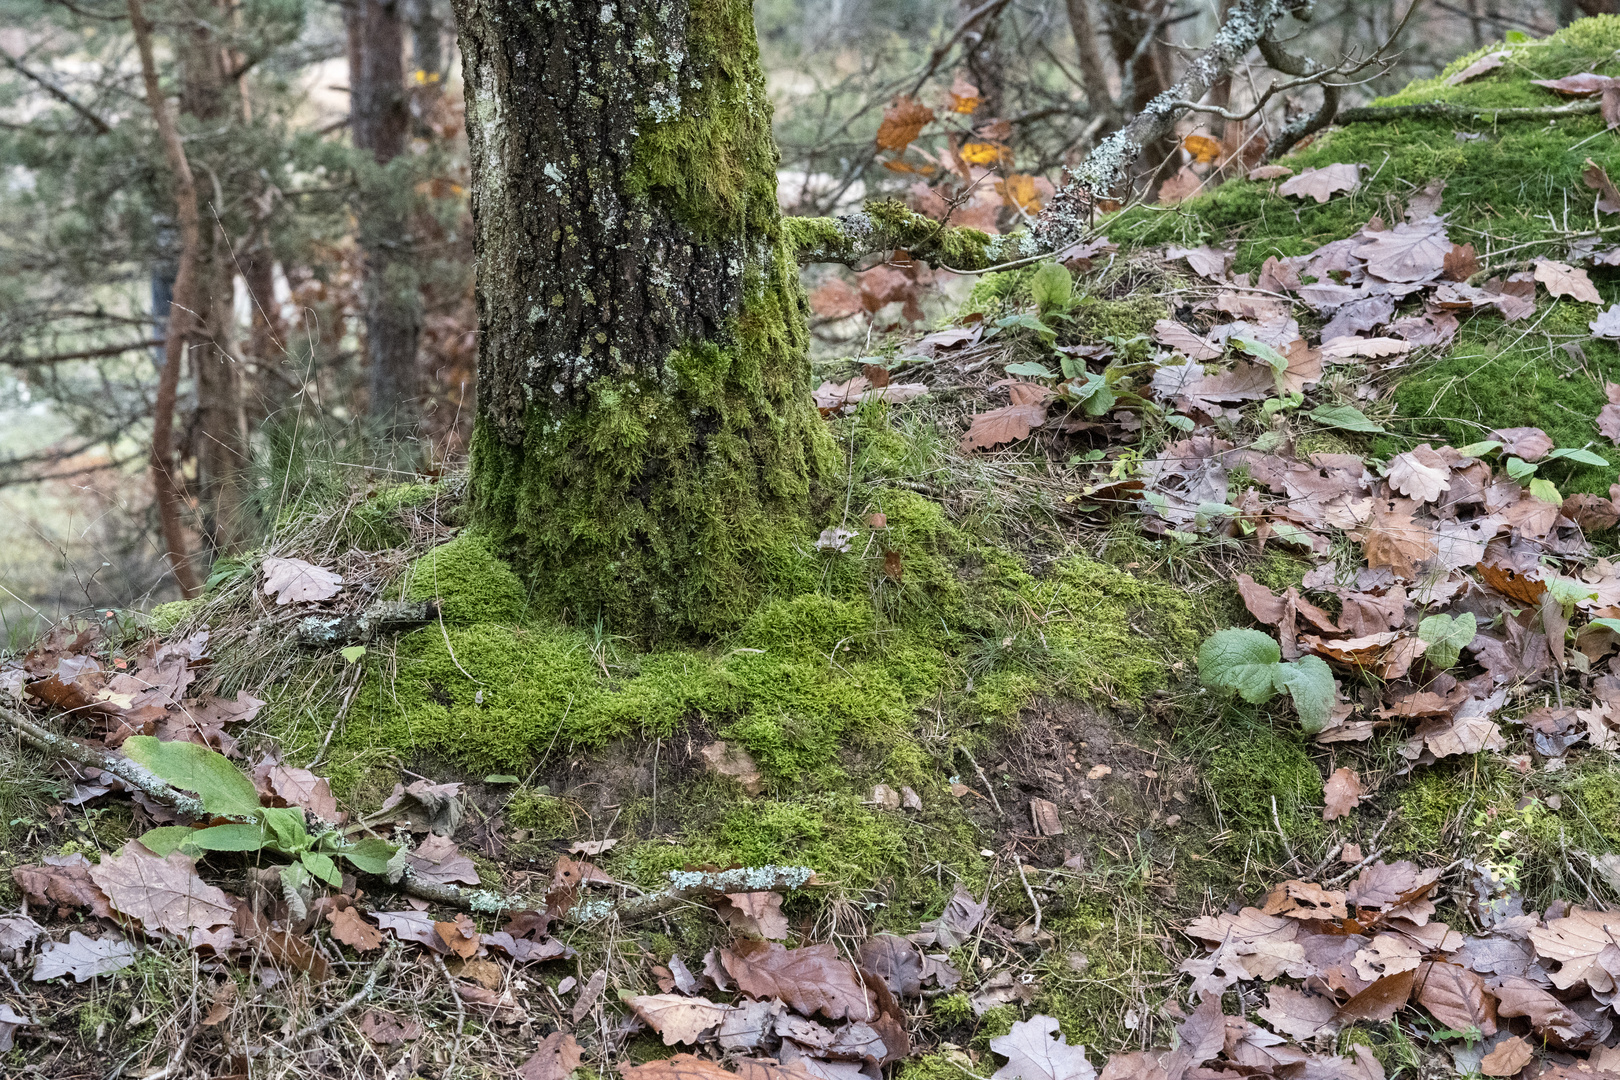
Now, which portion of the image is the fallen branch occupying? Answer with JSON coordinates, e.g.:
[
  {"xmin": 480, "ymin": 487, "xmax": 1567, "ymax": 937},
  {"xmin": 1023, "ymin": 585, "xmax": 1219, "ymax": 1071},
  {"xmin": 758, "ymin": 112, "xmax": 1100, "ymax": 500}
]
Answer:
[
  {"xmin": 0, "ymin": 699, "xmax": 212, "ymax": 820},
  {"xmin": 248, "ymin": 944, "xmax": 397, "ymax": 1059},
  {"xmin": 296, "ymin": 599, "xmax": 440, "ymax": 647},
  {"xmin": 1337, "ymin": 99, "xmax": 1601, "ymax": 125}
]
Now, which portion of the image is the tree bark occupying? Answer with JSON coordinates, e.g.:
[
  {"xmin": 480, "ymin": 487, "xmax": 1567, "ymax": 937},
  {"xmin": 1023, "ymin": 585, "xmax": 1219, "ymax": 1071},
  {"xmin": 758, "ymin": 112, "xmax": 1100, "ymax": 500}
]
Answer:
[
  {"xmin": 1106, "ymin": 0, "xmax": 1177, "ymax": 193},
  {"xmin": 129, "ymin": 0, "xmax": 202, "ymax": 599},
  {"xmin": 1064, "ymin": 0, "xmax": 1121, "ymax": 126},
  {"xmin": 348, "ymin": 0, "xmax": 423, "ymax": 440},
  {"xmin": 179, "ymin": 2, "xmax": 250, "ymax": 555},
  {"xmin": 454, "ymin": 0, "xmax": 831, "ymax": 637}
]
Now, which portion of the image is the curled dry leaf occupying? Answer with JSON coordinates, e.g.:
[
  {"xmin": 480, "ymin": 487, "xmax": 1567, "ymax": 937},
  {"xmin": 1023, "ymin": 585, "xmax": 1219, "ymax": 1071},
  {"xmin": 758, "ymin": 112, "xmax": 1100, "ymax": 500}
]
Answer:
[
  {"xmin": 716, "ymin": 891, "xmax": 789, "ymax": 940},
  {"xmin": 435, "ymin": 912, "xmax": 481, "ymax": 959},
  {"xmin": 260, "ymin": 557, "xmax": 343, "ymax": 605}
]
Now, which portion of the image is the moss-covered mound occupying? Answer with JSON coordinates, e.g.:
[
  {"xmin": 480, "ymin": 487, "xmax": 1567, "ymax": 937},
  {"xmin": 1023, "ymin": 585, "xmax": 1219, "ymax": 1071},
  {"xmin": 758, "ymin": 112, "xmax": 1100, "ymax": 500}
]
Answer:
[{"xmin": 1112, "ymin": 16, "xmax": 1620, "ymax": 492}]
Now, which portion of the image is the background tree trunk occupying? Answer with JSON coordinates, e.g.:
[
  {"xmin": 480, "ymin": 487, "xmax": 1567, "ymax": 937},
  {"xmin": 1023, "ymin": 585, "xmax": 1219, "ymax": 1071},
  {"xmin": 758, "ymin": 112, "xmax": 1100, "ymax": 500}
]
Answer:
[
  {"xmin": 453, "ymin": 0, "xmax": 831, "ymax": 638},
  {"xmin": 348, "ymin": 0, "xmax": 423, "ymax": 441},
  {"xmin": 179, "ymin": 3, "xmax": 249, "ymax": 555},
  {"xmin": 1107, "ymin": 0, "xmax": 1177, "ymax": 193}
]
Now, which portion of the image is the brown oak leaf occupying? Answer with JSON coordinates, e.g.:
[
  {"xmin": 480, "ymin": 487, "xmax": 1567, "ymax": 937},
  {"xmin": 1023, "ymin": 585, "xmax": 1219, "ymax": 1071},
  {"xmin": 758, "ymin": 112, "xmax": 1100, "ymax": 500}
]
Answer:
[
  {"xmin": 721, "ymin": 940, "xmax": 874, "ymax": 1022},
  {"xmin": 1323, "ymin": 767, "xmax": 1366, "ymax": 822},
  {"xmin": 88, "ymin": 843, "xmax": 234, "ymax": 937},
  {"xmin": 1534, "ymin": 260, "xmax": 1602, "ymax": 305},
  {"xmin": 260, "ymin": 557, "xmax": 343, "ymax": 605},
  {"xmin": 327, "ymin": 906, "xmax": 384, "ymax": 952},
  {"xmin": 1279, "ymin": 163, "xmax": 1362, "ymax": 204}
]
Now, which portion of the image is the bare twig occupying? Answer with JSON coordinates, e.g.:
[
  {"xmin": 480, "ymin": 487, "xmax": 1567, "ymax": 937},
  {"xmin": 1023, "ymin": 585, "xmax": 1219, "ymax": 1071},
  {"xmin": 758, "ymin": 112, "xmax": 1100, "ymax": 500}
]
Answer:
[
  {"xmin": 1014, "ymin": 855, "xmax": 1042, "ymax": 935},
  {"xmin": 248, "ymin": 944, "xmax": 397, "ymax": 1059},
  {"xmin": 0, "ymin": 50, "xmax": 111, "ymax": 134},
  {"xmin": 958, "ymin": 746, "xmax": 1005, "ymax": 816},
  {"xmin": 433, "ymin": 953, "xmax": 467, "ymax": 1080}
]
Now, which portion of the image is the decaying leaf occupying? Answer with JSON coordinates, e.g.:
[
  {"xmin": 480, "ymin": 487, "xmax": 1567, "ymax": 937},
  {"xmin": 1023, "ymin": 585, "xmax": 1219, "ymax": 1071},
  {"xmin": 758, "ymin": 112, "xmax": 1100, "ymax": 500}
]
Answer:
[
  {"xmin": 628, "ymin": 994, "xmax": 737, "ymax": 1046},
  {"xmin": 1480, "ymin": 1035, "xmax": 1535, "ymax": 1077},
  {"xmin": 327, "ymin": 905, "xmax": 384, "ymax": 952},
  {"xmin": 876, "ymin": 96, "xmax": 934, "ymax": 153},
  {"xmin": 32, "ymin": 931, "xmax": 136, "ymax": 982},
  {"xmin": 702, "ymin": 741, "xmax": 765, "ymax": 796},
  {"xmin": 722, "ymin": 941, "xmax": 874, "ymax": 1022},
  {"xmin": 961, "ymin": 403, "xmax": 1048, "ymax": 452},
  {"xmin": 359, "ymin": 1009, "xmax": 424, "ymax": 1045},
  {"xmin": 519, "ymin": 1032, "xmax": 585, "ymax": 1080},
  {"xmin": 716, "ymin": 891, "xmax": 789, "ymax": 940},
  {"xmin": 260, "ymin": 557, "xmax": 343, "ymax": 605},
  {"xmin": 1534, "ymin": 260, "xmax": 1602, "ymax": 304}
]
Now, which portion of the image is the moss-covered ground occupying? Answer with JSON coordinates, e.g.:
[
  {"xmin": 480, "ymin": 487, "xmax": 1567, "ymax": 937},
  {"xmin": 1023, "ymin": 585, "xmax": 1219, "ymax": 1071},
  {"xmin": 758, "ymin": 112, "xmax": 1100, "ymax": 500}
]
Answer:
[{"xmin": 15, "ymin": 16, "xmax": 1620, "ymax": 1074}]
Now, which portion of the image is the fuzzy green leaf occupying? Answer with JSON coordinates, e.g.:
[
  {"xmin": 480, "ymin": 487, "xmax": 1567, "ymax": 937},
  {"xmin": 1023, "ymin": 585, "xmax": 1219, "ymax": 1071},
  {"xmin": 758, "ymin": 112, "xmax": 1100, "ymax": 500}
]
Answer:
[
  {"xmin": 1417, "ymin": 612, "xmax": 1476, "ymax": 669},
  {"xmin": 1199, "ymin": 628, "xmax": 1284, "ymax": 702},
  {"xmin": 186, "ymin": 823, "xmax": 267, "ymax": 852},
  {"xmin": 1232, "ymin": 337, "xmax": 1290, "ymax": 376},
  {"xmin": 1030, "ymin": 262, "xmax": 1073, "ymax": 315},
  {"xmin": 1547, "ymin": 576, "xmax": 1599, "ymax": 608},
  {"xmin": 340, "ymin": 645, "xmax": 367, "ymax": 664},
  {"xmin": 1308, "ymin": 404, "xmax": 1385, "ymax": 433},
  {"xmin": 1505, "ymin": 456, "xmax": 1537, "ymax": 481},
  {"xmin": 301, "ymin": 851, "xmax": 342, "ymax": 887},
  {"xmin": 1528, "ymin": 477, "xmax": 1562, "ymax": 505},
  {"xmin": 339, "ymin": 837, "xmax": 400, "ymax": 876},
  {"xmin": 1273, "ymin": 655, "xmax": 1336, "ymax": 734},
  {"xmin": 1545, "ymin": 446, "xmax": 1610, "ymax": 467},
  {"xmin": 260, "ymin": 807, "xmax": 310, "ymax": 854},
  {"xmin": 137, "ymin": 827, "xmax": 198, "ymax": 857},
  {"xmin": 1004, "ymin": 360, "xmax": 1057, "ymax": 380},
  {"xmin": 1456, "ymin": 440, "xmax": 1502, "ymax": 458},
  {"xmin": 121, "ymin": 737, "xmax": 263, "ymax": 819}
]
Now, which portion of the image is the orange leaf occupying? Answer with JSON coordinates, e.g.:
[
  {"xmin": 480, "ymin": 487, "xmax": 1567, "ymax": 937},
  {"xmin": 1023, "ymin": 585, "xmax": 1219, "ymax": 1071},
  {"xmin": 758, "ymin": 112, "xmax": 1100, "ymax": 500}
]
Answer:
[
  {"xmin": 998, "ymin": 173, "xmax": 1042, "ymax": 214},
  {"xmin": 1183, "ymin": 134, "xmax": 1222, "ymax": 164},
  {"xmin": 960, "ymin": 141, "xmax": 1011, "ymax": 167},
  {"xmin": 947, "ymin": 72, "xmax": 981, "ymax": 114},
  {"xmin": 960, "ymin": 403, "xmax": 1047, "ymax": 452},
  {"xmin": 876, "ymin": 96, "xmax": 935, "ymax": 153}
]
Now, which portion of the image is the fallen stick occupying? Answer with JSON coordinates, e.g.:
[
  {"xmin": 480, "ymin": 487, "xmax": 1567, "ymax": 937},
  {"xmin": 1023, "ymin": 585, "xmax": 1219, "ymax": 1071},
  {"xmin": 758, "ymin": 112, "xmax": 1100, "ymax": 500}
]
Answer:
[{"xmin": 296, "ymin": 599, "xmax": 440, "ymax": 647}]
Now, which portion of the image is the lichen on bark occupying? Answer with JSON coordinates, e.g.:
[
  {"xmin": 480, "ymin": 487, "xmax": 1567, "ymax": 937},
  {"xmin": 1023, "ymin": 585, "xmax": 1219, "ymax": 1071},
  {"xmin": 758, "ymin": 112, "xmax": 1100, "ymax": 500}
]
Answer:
[{"xmin": 454, "ymin": 0, "xmax": 833, "ymax": 637}]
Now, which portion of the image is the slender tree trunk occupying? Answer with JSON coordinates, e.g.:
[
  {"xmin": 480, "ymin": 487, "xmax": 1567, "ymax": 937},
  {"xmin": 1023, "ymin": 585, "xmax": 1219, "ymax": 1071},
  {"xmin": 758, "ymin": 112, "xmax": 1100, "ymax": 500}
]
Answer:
[
  {"xmin": 1064, "ymin": 0, "xmax": 1121, "ymax": 126},
  {"xmin": 179, "ymin": 0, "xmax": 249, "ymax": 555},
  {"xmin": 960, "ymin": 0, "xmax": 1006, "ymax": 121},
  {"xmin": 1107, "ymin": 0, "xmax": 1177, "ymax": 193},
  {"xmin": 453, "ymin": 0, "xmax": 831, "ymax": 637},
  {"xmin": 348, "ymin": 0, "xmax": 423, "ymax": 441},
  {"xmin": 129, "ymin": 0, "xmax": 201, "ymax": 598}
]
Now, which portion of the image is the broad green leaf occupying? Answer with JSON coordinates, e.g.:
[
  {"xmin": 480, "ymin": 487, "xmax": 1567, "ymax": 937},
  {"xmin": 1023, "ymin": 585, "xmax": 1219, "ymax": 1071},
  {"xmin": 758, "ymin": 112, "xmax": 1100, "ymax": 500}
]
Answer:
[
  {"xmin": 1547, "ymin": 576, "xmax": 1599, "ymax": 608},
  {"xmin": 1059, "ymin": 355, "xmax": 1085, "ymax": 380},
  {"xmin": 121, "ymin": 737, "xmax": 263, "ymax": 819},
  {"xmin": 1592, "ymin": 618, "xmax": 1620, "ymax": 634},
  {"xmin": 484, "ymin": 774, "xmax": 520, "ymax": 784},
  {"xmin": 187, "ymin": 823, "xmax": 267, "ymax": 852},
  {"xmin": 1199, "ymin": 628, "xmax": 1284, "ymax": 702},
  {"xmin": 1080, "ymin": 382, "xmax": 1117, "ymax": 417},
  {"xmin": 1505, "ymin": 456, "xmax": 1536, "ymax": 481},
  {"xmin": 1528, "ymin": 477, "xmax": 1562, "ymax": 505},
  {"xmin": 339, "ymin": 837, "xmax": 400, "ymax": 875},
  {"xmin": 261, "ymin": 807, "xmax": 311, "ymax": 853},
  {"xmin": 1418, "ymin": 612, "xmax": 1476, "ymax": 669},
  {"xmin": 1505, "ymin": 29, "xmax": 1529, "ymax": 41},
  {"xmin": 1004, "ymin": 360, "xmax": 1056, "ymax": 380},
  {"xmin": 1232, "ymin": 337, "xmax": 1290, "ymax": 376},
  {"xmin": 1456, "ymin": 440, "xmax": 1502, "ymax": 458},
  {"xmin": 301, "ymin": 851, "xmax": 342, "ymax": 887},
  {"xmin": 279, "ymin": 861, "xmax": 311, "ymax": 898},
  {"xmin": 1545, "ymin": 447, "xmax": 1610, "ymax": 467},
  {"xmin": 1272, "ymin": 655, "xmax": 1336, "ymax": 734},
  {"xmin": 1309, "ymin": 404, "xmax": 1385, "ymax": 433},
  {"xmin": 1166, "ymin": 414, "xmax": 1195, "ymax": 432},
  {"xmin": 138, "ymin": 826, "xmax": 198, "ymax": 857},
  {"xmin": 340, "ymin": 645, "xmax": 367, "ymax": 664},
  {"xmin": 1030, "ymin": 262, "xmax": 1073, "ymax": 314}
]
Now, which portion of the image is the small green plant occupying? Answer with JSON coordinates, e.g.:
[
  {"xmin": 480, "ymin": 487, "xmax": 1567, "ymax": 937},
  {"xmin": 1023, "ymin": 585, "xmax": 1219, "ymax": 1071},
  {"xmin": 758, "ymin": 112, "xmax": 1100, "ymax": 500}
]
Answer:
[
  {"xmin": 1417, "ymin": 612, "xmax": 1476, "ymax": 669},
  {"xmin": 121, "ymin": 737, "xmax": 399, "ymax": 898},
  {"xmin": 1198, "ymin": 628, "xmax": 1335, "ymax": 732}
]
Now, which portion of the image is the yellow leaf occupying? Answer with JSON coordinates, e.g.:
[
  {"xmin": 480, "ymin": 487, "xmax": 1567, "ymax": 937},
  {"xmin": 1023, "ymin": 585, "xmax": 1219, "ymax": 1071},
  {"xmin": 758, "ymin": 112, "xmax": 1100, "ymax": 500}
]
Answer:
[
  {"xmin": 948, "ymin": 73, "xmax": 981, "ymax": 114},
  {"xmin": 998, "ymin": 174, "xmax": 1041, "ymax": 214},
  {"xmin": 1183, "ymin": 134, "xmax": 1222, "ymax": 165},
  {"xmin": 960, "ymin": 141, "xmax": 1010, "ymax": 166}
]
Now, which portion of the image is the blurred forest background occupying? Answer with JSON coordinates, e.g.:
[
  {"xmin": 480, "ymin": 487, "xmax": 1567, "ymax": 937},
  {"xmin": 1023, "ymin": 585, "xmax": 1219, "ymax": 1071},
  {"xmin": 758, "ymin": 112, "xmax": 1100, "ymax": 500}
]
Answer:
[{"xmin": 0, "ymin": 0, "xmax": 1600, "ymax": 636}]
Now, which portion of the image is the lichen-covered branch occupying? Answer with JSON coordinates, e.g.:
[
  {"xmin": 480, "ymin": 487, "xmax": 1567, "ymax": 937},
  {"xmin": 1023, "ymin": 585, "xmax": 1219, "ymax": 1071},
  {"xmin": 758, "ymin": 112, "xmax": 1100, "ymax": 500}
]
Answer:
[
  {"xmin": 296, "ymin": 600, "xmax": 440, "ymax": 647},
  {"xmin": 1033, "ymin": 0, "xmax": 1311, "ymax": 252},
  {"xmin": 0, "ymin": 701, "xmax": 212, "ymax": 820},
  {"xmin": 788, "ymin": 201, "xmax": 1021, "ymax": 270},
  {"xmin": 1256, "ymin": 33, "xmax": 1341, "ymax": 161},
  {"xmin": 568, "ymin": 863, "xmax": 819, "ymax": 925}
]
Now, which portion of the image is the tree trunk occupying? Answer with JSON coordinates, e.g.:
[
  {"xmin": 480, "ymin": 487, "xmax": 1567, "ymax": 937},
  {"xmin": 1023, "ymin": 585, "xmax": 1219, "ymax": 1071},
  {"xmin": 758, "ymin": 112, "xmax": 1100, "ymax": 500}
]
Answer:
[
  {"xmin": 348, "ymin": 0, "xmax": 423, "ymax": 440},
  {"xmin": 1106, "ymin": 0, "xmax": 1176, "ymax": 193},
  {"xmin": 453, "ymin": 0, "xmax": 831, "ymax": 637},
  {"xmin": 180, "ymin": 1, "xmax": 250, "ymax": 555}
]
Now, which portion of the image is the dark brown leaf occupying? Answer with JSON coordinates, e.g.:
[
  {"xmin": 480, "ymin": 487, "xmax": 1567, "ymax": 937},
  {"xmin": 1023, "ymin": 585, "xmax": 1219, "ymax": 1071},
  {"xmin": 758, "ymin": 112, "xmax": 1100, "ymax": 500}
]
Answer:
[
  {"xmin": 721, "ymin": 940, "xmax": 875, "ymax": 1022},
  {"xmin": 859, "ymin": 935, "xmax": 923, "ymax": 997},
  {"xmin": 1414, "ymin": 961, "xmax": 1498, "ymax": 1036}
]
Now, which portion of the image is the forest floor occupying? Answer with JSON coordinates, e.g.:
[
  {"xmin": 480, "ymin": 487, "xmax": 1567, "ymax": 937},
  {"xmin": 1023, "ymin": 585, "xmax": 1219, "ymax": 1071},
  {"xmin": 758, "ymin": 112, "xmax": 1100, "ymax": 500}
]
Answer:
[{"xmin": 10, "ymin": 16, "xmax": 1620, "ymax": 1080}]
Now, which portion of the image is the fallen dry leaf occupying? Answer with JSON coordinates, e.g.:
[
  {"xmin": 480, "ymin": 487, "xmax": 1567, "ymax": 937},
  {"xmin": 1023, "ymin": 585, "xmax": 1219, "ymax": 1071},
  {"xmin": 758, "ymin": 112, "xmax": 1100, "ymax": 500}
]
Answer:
[
  {"xmin": 1534, "ymin": 260, "xmax": 1602, "ymax": 305},
  {"xmin": 702, "ymin": 741, "xmax": 765, "ymax": 796},
  {"xmin": 358, "ymin": 1009, "xmax": 424, "ymax": 1045},
  {"xmin": 12, "ymin": 856, "xmax": 113, "ymax": 919},
  {"xmin": 961, "ymin": 403, "xmax": 1048, "ymax": 452},
  {"xmin": 859, "ymin": 935, "xmax": 923, "ymax": 998},
  {"xmin": 436, "ymin": 912, "xmax": 480, "ymax": 959},
  {"xmin": 1279, "ymin": 163, "xmax": 1362, "ymax": 204},
  {"xmin": 716, "ymin": 891, "xmax": 789, "ymax": 940},
  {"xmin": 519, "ymin": 1032, "xmax": 585, "ymax": 1080},
  {"xmin": 990, "ymin": 1014, "xmax": 1096, "ymax": 1080},
  {"xmin": 88, "ymin": 843, "xmax": 234, "ymax": 937},
  {"xmin": 875, "ymin": 96, "xmax": 934, "ymax": 152},
  {"xmin": 375, "ymin": 909, "xmax": 450, "ymax": 954},
  {"xmin": 1528, "ymin": 908, "xmax": 1620, "ymax": 992},
  {"xmin": 32, "ymin": 931, "xmax": 136, "ymax": 982},
  {"xmin": 260, "ymin": 557, "xmax": 343, "ymax": 605},
  {"xmin": 1448, "ymin": 51, "xmax": 1507, "ymax": 85},
  {"xmin": 327, "ymin": 906, "xmax": 384, "ymax": 952},
  {"xmin": 407, "ymin": 834, "xmax": 481, "ymax": 887},
  {"xmin": 722, "ymin": 940, "xmax": 874, "ymax": 1022},
  {"xmin": 1532, "ymin": 72, "xmax": 1618, "ymax": 97},
  {"xmin": 1415, "ymin": 961, "xmax": 1497, "ymax": 1035},
  {"xmin": 1323, "ymin": 767, "xmax": 1365, "ymax": 821},
  {"xmin": 628, "ymin": 993, "xmax": 736, "ymax": 1046},
  {"xmin": 1480, "ymin": 1035, "xmax": 1534, "ymax": 1077}
]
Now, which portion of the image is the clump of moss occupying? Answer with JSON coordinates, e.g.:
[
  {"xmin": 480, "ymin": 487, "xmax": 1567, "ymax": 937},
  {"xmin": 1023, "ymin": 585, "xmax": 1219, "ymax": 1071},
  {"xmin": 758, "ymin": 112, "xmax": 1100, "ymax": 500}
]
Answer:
[
  {"xmin": 1203, "ymin": 713, "xmax": 1324, "ymax": 851},
  {"xmin": 339, "ymin": 481, "xmax": 440, "ymax": 551},
  {"xmin": 405, "ymin": 532, "xmax": 529, "ymax": 625},
  {"xmin": 148, "ymin": 598, "xmax": 201, "ymax": 635},
  {"xmin": 506, "ymin": 788, "xmax": 577, "ymax": 840}
]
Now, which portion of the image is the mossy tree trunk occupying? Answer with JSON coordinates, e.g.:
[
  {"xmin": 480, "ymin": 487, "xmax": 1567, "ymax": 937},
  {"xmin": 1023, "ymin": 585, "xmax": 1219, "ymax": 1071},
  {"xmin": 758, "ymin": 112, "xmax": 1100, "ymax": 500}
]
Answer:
[{"xmin": 453, "ymin": 0, "xmax": 832, "ymax": 637}]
